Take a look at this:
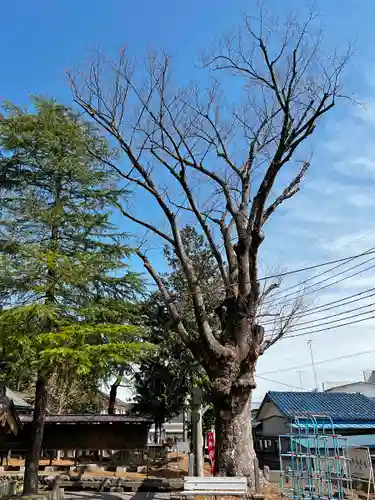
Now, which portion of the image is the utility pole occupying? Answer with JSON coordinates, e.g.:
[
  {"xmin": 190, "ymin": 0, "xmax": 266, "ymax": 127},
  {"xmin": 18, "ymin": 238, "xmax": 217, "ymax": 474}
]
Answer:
[
  {"xmin": 297, "ymin": 370, "xmax": 303, "ymax": 388},
  {"xmin": 307, "ymin": 340, "xmax": 319, "ymax": 391},
  {"xmin": 191, "ymin": 387, "xmax": 204, "ymax": 477}
]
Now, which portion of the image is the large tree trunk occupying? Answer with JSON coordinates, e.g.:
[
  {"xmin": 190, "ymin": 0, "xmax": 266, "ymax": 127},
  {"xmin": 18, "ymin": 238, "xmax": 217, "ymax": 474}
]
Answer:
[
  {"xmin": 108, "ymin": 384, "xmax": 118, "ymax": 415},
  {"xmin": 108, "ymin": 367, "xmax": 125, "ymax": 415},
  {"xmin": 23, "ymin": 374, "xmax": 48, "ymax": 495},
  {"xmin": 24, "ymin": 174, "xmax": 58, "ymax": 493},
  {"xmin": 153, "ymin": 421, "xmax": 158, "ymax": 444},
  {"xmin": 213, "ymin": 386, "xmax": 256, "ymax": 483}
]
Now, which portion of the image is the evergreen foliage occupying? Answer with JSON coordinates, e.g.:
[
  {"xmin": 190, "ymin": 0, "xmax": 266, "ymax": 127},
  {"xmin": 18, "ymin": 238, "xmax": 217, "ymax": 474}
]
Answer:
[
  {"xmin": 0, "ymin": 97, "xmax": 149, "ymax": 377},
  {"xmin": 0, "ymin": 97, "xmax": 151, "ymax": 493}
]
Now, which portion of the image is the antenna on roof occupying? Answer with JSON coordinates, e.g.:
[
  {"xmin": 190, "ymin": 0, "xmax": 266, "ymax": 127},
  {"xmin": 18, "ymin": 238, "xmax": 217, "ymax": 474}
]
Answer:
[{"xmin": 307, "ymin": 340, "xmax": 319, "ymax": 391}]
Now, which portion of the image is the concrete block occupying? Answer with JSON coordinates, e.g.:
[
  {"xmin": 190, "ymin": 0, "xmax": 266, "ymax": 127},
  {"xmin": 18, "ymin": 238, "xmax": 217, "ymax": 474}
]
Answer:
[
  {"xmin": 136, "ymin": 466, "xmax": 147, "ymax": 473},
  {"xmin": 45, "ymin": 466, "xmax": 55, "ymax": 471},
  {"xmin": 0, "ymin": 466, "xmax": 4, "ymax": 473},
  {"xmin": 76, "ymin": 463, "xmax": 106, "ymax": 472},
  {"xmin": 116, "ymin": 466, "xmax": 127, "ymax": 473},
  {"xmin": 267, "ymin": 469, "xmax": 280, "ymax": 483},
  {"xmin": 77, "ymin": 463, "xmax": 96, "ymax": 472},
  {"xmin": 19, "ymin": 466, "xmax": 25, "ymax": 472}
]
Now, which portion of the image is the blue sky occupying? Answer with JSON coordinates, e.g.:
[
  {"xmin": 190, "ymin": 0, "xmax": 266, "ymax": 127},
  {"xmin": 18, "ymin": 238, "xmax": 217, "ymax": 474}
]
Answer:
[{"xmin": 4, "ymin": 0, "xmax": 375, "ymax": 401}]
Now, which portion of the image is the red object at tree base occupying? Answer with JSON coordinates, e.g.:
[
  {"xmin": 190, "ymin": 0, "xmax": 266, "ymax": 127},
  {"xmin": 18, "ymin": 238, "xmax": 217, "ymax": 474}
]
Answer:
[{"xmin": 207, "ymin": 431, "xmax": 215, "ymax": 475}]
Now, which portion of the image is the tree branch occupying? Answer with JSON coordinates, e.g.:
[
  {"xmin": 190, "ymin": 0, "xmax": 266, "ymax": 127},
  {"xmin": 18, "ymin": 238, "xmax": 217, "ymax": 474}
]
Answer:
[
  {"xmin": 150, "ymin": 148, "xmax": 230, "ymax": 291},
  {"xmin": 116, "ymin": 203, "xmax": 174, "ymax": 245},
  {"xmin": 262, "ymin": 161, "xmax": 310, "ymax": 225},
  {"xmin": 136, "ymin": 250, "xmax": 191, "ymax": 345},
  {"xmin": 137, "ymin": 250, "xmax": 232, "ymax": 360}
]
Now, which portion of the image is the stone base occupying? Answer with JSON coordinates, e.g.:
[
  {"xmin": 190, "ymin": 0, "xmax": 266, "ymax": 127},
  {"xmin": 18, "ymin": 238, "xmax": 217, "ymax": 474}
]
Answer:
[
  {"xmin": 76, "ymin": 463, "xmax": 104, "ymax": 472},
  {"xmin": 110, "ymin": 486, "xmax": 124, "ymax": 493},
  {"xmin": 136, "ymin": 466, "xmax": 147, "ymax": 473}
]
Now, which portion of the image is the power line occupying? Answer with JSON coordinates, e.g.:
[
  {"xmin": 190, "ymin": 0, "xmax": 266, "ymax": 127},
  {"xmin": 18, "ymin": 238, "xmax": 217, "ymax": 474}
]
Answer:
[
  {"xmin": 256, "ymin": 374, "xmax": 306, "ymax": 390},
  {"xmin": 287, "ymin": 305, "xmax": 375, "ymax": 334},
  {"xmin": 287, "ymin": 287, "xmax": 375, "ymax": 318},
  {"xmin": 283, "ymin": 301, "xmax": 375, "ymax": 330},
  {"xmin": 258, "ymin": 248, "xmax": 375, "ymax": 282},
  {"xmin": 266, "ymin": 246, "xmax": 375, "ymax": 299},
  {"xmin": 261, "ymin": 288, "xmax": 375, "ymax": 327},
  {"xmin": 265, "ymin": 255, "xmax": 375, "ymax": 306},
  {"xmin": 269, "ymin": 257, "xmax": 375, "ymax": 301},
  {"xmin": 283, "ymin": 311, "xmax": 375, "ymax": 339},
  {"xmin": 258, "ymin": 348, "xmax": 375, "ymax": 376}
]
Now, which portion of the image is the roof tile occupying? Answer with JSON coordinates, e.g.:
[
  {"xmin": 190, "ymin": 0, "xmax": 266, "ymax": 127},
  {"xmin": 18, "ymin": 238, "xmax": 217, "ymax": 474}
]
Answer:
[
  {"xmin": 19, "ymin": 414, "xmax": 150, "ymax": 424},
  {"xmin": 267, "ymin": 391, "xmax": 375, "ymax": 421}
]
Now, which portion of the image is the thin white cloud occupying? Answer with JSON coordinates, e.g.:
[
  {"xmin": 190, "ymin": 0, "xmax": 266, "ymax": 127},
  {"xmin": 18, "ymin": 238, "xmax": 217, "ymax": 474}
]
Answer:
[
  {"xmin": 335, "ymin": 156, "xmax": 375, "ymax": 179},
  {"xmin": 320, "ymin": 230, "xmax": 375, "ymax": 255}
]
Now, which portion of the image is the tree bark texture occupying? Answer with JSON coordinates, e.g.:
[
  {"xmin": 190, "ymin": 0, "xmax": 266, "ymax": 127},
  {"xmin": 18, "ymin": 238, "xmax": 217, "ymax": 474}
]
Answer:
[
  {"xmin": 108, "ymin": 367, "xmax": 125, "ymax": 415},
  {"xmin": 153, "ymin": 421, "xmax": 158, "ymax": 444},
  {"xmin": 23, "ymin": 374, "xmax": 48, "ymax": 495},
  {"xmin": 214, "ymin": 387, "xmax": 255, "ymax": 482}
]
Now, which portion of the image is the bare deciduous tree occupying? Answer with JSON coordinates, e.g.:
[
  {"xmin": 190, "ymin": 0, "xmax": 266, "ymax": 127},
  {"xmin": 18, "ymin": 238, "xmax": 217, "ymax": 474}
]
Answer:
[{"xmin": 69, "ymin": 10, "xmax": 348, "ymax": 482}]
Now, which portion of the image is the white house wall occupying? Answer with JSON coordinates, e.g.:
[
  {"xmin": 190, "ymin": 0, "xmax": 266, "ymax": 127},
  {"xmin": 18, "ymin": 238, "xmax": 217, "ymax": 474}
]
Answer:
[{"xmin": 326, "ymin": 382, "xmax": 375, "ymax": 398}]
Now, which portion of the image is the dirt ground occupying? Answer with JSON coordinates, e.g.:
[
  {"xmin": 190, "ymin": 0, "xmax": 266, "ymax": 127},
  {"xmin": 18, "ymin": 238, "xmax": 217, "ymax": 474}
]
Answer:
[
  {"xmin": 5, "ymin": 455, "xmax": 368, "ymax": 500},
  {"xmin": 4, "ymin": 452, "xmax": 211, "ymax": 479}
]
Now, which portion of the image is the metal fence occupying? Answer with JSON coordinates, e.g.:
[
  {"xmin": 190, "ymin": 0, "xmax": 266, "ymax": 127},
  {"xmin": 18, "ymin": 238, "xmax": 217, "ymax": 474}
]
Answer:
[{"xmin": 279, "ymin": 414, "xmax": 352, "ymax": 500}]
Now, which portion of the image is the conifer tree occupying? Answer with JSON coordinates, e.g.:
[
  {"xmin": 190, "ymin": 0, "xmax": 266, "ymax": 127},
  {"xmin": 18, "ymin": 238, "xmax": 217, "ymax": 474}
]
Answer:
[{"xmin": 0, "ymin": 98, "xmax": 149, "ymax": 494}]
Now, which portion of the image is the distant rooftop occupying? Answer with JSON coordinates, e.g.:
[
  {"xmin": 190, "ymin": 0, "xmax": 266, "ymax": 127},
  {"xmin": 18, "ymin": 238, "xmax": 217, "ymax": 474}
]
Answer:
[
  {"xmin": 5, "ymin": 388, "xmax": 31, "ymax": 411},
  {"xmin": 261, "ymin": 391, "xmax": 375, "ymax": 422},
  {"xmin": 97, "ymin": 390, "xmax": 130, "ymax": 408}
]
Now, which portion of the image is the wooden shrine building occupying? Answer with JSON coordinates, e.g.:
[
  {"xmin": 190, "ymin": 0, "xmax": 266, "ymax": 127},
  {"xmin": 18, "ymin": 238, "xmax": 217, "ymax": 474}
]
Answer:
[{"xmin": 0, "ymin": 414, "xmax": 150, "ymax": 454}]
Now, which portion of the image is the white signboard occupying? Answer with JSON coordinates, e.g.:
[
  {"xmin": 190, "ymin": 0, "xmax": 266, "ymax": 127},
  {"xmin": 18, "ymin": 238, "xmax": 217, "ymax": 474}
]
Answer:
[
  {"xmin": 348, "ymin": 447, "xmax": 372, "ymax": 479},
  {"xmin": 348, "ymin": 446, "xmax": 375, "ymax": 500}
]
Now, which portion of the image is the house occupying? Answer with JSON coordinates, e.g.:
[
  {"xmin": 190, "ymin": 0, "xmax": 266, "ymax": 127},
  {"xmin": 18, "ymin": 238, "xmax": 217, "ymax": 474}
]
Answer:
[
  {"xmin": 19, "ymin": 387, "xmax": 131, "ymax": 415},
  {"xmin": 252, "ymin": 401, "xmax": 261, "ymax": 420},
  {"xmin": 95, "ymin": 391, "xmax": 133, "ymax": 415},
  {"xmin": 324, "ymin": 370, "xmax": 375, "ymax": 397},
  {"xmin": 254, "ymin": 391, "xmax": 375, "ymax": 469},
  {"xmin": 325, "ymin": 381, "xmax": 375, "ymax": 397},
  {"xmin": 0, "ymin": 386, "xmax": 22, "ymax": 437},
  {"xmin": 256, "ymin": 391, "xmax": 375, "ymax": 436},
  {"xmin": 5, "ymin": 388, "xmax": 32, "ymax": 414},
  {"xmin": 148, "ymin": 412, "xmax": 188, "ymax": 443}
]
